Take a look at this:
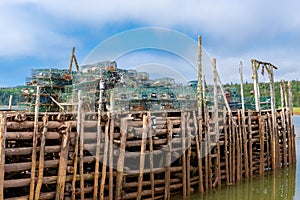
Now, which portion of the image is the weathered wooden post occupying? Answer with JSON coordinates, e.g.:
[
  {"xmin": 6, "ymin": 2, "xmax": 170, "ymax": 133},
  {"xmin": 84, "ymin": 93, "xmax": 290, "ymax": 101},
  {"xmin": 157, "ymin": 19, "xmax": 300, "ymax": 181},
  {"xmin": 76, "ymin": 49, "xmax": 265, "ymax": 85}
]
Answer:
[
  {"xmin": 29, "ymin": 85, "xmax": 40, "ymax": 200},
  {"xmin": 251, "ymin": 59, "xmax": 260, "ymax": 112},
  {"xmin": 194, "ymin": 110, "xmax": 203, "ymax": 192},
  {"xmin": 115, "ymin": 117, "xmax": 129, "ymax": 199},
  {"xmin": 265, "ymin": 63, "xmax": 279, "ymax": 169},
  {"xmin": 280, "ymin": 80, "xmax": 288, "ymax": 166},
  {"xmin": 165, "ymin": 119, "xmax": 173, "ymax": 200},
  {"xmin": 71, "ymin": 91, "xmax": 82, "ymax": 200},
  {"xmin": 288, "ymin": 81, "xmax": 296, "ymax": 163},
  {"xmin": 109, "ymin": 92, "xmax": 115, "ymax": 200},
  {"xmin": 239, "ymin": 61, "xmax": 249, "ymax": 177},
  {"xmin": 137, "ymin": 114, "xmax": 148, "ymax": 200},
  {"xmin": 212, "ymin": 58, "xmax": 221, "ymax": 186},
  {"xmin": 94, "ymin": 77, "xmax": 105, "ymax": 199},
  {"xmin": 78, "ymin": 90, "xmax": 85, "ymax": 200},
  {"xmin": 148, "ymin": 112, "xmax": 155, "ymax": 199},
  {"xmin": 100, "ymin": 115, "xmax": 110, "ymax": 200},
  {"xmin": 197, "ymin": 35, "xmax": 203, "ymax": 117},
  {"xmin": 35, "ymin": 114, "xmax": 48, "ymax": 200},
  {"xmin": 0, "ymin": 113, "xmax": 7, "ymax": 199},
  {"xmin": 181, "ymin": 112, "xmax": 187, "ymax": 197},
  {"xmin": 56, "ymin": 122, "xmax": 71, "ymax": 200},
  {"xmin": 8, "ymin": 95, "xmax": 12, "ymax": 110}
]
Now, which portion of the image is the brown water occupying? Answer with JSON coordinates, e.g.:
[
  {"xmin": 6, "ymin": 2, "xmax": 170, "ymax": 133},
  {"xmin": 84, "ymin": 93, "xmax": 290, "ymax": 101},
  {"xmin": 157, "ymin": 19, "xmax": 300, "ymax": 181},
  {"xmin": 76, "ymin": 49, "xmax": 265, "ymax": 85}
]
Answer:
[{"xmin": 176, "ymin": 116, "xmax": 300, "ymax": 200}]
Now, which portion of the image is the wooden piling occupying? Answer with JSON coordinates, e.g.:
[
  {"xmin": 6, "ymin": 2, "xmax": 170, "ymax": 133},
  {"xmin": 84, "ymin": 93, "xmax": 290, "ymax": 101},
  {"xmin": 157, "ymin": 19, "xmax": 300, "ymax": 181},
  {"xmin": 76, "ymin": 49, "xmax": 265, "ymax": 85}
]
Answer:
[
  {"xmin": 115, "ymin": 118, "xmax": 128, "ymax": 199},
  {"xmin": 181, "ymin": 112, "xmax": 187, "ymax": 197},
  {"xmin": 109, "ymin": 92, "xmax": 115, "ymax": 200},
  {"xmin": 78, "ymin": 91, "xmax": 85, "ymax": 200},
  {"xmin": 55, "ymin": 122, "xmax": 71, "ymax": 200},
  {"xmin": 236, "ymin": 110, "xmax": 242, "ymax": 181},
  {"xmin": 231, "ymin": 115, "xmax": 236, "ymax": 183},
  {"xmin": 34, "ymin": 114, "xmax": 48, "ymax": 200},
  {"xmin": 29, "ymin": 86, "xmax": 40, "ymax": 200},
  {"xmin": 137, "ymin": 114, "xmax": 148, "ymax": 200},
  {"xmin": 267, "ymin": 112, "xmax": 274, "ymax": 169},
  {"xmin": 186, "ymin": 112, "xmax": 192, "ymax": 197},
  {"xmin": 197, "ymin": 35, "xmax": 203, "ymax": 115},
  {"xmin": 100, "ymin": 115, "xmax": 110, "ymax": 200},
  {"xmin": 288, "ymin": 81, "xmax": 296, "ymax": 163},
  {"xmin": 194, "ymin": 111, "xmax": 203, "ymax": 193},
  {"xmin": 8, "ymin": 95, "xmax": 12, "ymax": 110},
  {"xmin": 223, "ymin": 108, "xmax": 229, "ymax": 185},
  {"xmin": 280, "ymin": 81, "xmax": 288, "ymax": 166},
  {"xmin": 248, "ymin": 111, "xmax": 253, "ymax": 176},
  {"xmin": 251, "ymin": 60, "xmax": 260, "ymax": 112},
  {"xmin": 94, "ymin": 98, "xmax": 102, "ymax": 199},
  {"xmin": 0, "ymin": 113, "xmax": 6, "ymax": 199},
  {"xmin": 0, "ymin": 106, "xmax": 295, "ymax": 199},
  {"xmin": 164, "ymin": 119, "xmax": 172, "ymax": 200},
  {"xmin": 239, "ymin": 61, "xmax": 249, "ymax": 178},
  {"xmin": 258, "ymin": 112, "xmax": 264, "ymax": 174},
  {"xmin": 109, "ymin": 114, "xmax": 114, "ymax": 200},
  {"xmin": 148, "ymin": 112, "xmax": 155, "ymax": 199},
  {"xmin": 210, "ymin": 58, "xmax": 217, "ymax": 189},
  {"xmin": 71, "ymin": 111, "xmax": 80, "ymax": 199}
]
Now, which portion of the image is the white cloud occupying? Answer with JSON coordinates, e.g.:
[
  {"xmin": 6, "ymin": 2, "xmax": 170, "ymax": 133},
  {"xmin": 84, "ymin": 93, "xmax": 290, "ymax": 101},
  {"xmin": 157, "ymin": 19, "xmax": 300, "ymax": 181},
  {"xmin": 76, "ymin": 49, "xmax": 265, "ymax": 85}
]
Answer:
[
  {"xmin": 0, "ymin": 0, "xmax": 299, "ymax": 83},
  {"xmin": 0, "ymin": 1, "xmax": 76, "ymax": 58}
]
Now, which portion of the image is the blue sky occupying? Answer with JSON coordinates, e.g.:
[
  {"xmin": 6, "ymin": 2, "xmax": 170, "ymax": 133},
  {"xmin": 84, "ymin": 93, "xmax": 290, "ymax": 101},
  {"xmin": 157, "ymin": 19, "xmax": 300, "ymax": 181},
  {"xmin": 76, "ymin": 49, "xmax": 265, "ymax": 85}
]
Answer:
[{"xmin": 0, "ymin": 0, "xmax": 300, "ymax": 87}]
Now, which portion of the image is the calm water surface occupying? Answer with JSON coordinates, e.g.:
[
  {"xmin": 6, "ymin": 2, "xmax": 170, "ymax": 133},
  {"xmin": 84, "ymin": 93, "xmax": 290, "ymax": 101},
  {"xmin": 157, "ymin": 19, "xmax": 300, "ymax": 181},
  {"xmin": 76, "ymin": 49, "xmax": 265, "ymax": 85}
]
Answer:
[{"xmin": 176, "ymin": 115, "xmax": 300, "ymax": 200}]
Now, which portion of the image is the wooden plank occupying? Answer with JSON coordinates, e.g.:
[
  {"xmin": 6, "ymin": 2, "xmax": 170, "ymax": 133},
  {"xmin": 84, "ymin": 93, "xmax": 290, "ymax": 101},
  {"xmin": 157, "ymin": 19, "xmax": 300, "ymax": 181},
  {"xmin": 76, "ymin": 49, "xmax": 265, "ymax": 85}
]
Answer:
[
  {"xmin": 4, "ymin": 173, "xmax": 96, "ymax": 189},
  {"xmin": 55, "ymin": 122, "xmax": 71, "ymax": 199}
]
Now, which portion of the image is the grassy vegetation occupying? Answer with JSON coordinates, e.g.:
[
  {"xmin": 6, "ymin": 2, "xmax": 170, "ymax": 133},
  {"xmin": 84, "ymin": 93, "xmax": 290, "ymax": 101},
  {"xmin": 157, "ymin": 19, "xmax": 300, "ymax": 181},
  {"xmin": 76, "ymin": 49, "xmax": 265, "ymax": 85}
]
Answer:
[
  {"xmin": 0, "ymin": 86, "xmax": 24, "ymax": 105},
  {"xmin": 227, "ymin": 80, "xmax": 300, "ymax": 107},
  {"xmin": 294, "ymin": 107, "xmax": 300, "ymax": 115}
]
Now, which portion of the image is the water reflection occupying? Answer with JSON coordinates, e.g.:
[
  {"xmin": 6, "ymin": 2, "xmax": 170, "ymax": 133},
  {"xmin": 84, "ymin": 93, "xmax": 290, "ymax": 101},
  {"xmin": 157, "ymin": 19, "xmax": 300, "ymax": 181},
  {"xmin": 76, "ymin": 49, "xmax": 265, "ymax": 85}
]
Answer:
[
  {"xmin": 177, "ymin": 116, "xmax": 300, "ymax": 200},
  {"xmin": 186, "ymin": 166, "xmax": 296, "ymax": 200}
]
